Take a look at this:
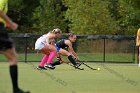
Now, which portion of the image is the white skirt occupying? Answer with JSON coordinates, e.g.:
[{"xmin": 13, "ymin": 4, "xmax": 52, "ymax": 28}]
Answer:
[{"xmin": 35, "ymin": 39, "xmax": 46, "ymax": 50}]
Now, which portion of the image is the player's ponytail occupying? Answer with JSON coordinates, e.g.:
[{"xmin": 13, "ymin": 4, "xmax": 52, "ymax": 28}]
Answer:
[{"xmin": 52, "ymin": 28, "xmax": 62, "ymax": 34}]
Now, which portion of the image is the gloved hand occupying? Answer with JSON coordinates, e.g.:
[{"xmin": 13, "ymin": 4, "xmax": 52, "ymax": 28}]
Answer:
[{"xmin": 56, "ymin": 56, "xmax": 62, "ymax": 61}]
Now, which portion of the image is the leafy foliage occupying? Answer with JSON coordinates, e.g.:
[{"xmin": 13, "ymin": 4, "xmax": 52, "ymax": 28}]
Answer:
[
  {"xmin": 63, "ymin": 0, "xmax": 118, "ymax": 35},
  {"xmin": 32, "ymin": 0, "xmax": 68, "ymax": 34},
  {"xmin": 7, "ymin": 0, "xmax": 140, "ymax": 35}
]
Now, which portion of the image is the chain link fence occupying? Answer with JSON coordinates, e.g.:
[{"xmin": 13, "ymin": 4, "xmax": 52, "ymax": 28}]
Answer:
[{"xmin": 0, "ymin": 33, "xmax": 137, "ymax": 63}]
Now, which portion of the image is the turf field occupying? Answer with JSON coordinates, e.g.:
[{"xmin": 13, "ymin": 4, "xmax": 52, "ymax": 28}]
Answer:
[{"xmin": 0, "ymin": 62, "xmax": 140, "ymax": 93}]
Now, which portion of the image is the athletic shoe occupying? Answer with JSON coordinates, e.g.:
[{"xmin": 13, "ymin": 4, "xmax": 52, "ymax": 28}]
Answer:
[
  {"xmin": 14, "ymin": 88, "xmax": 30, "ymax": 93},
  {"xmin": 139, "ymin": 63, "xmax": 140, "ymax": 67},
  {"xmin": 44, "ymin": 64, "xmax": 55, "ymax": 69},
  {"xmin": 37, "ymin": 66, "xmax": 47, "ymax": 70}
]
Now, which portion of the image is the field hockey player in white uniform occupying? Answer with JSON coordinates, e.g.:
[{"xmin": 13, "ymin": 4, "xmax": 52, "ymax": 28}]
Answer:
[{"xmin": 35, "ymin": 28, "xmax": 62, "ymax": 70}]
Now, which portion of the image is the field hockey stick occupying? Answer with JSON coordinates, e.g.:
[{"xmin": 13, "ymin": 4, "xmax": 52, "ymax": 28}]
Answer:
[
  {"xmin": 57, "ymin": 57, "xmax": 84, "ymax": 70},
  {"xmin": 78, "ymin": 61, "xmax": 99, "ymax": 70},
  {"xmin": 62, "ymin": 61, "xmax": 84, "ymax": 70}
]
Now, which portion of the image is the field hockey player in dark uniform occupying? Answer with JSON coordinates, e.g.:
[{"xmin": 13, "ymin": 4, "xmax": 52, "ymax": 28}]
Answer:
[{"xmin": 49, "ymin": 33, "xmax": 80, "ymax": 69}]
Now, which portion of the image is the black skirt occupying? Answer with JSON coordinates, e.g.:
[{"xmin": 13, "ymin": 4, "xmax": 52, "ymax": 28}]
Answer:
[{"xmin": 0, "ymin": 23, "xmax": 13, "ymax": 51}]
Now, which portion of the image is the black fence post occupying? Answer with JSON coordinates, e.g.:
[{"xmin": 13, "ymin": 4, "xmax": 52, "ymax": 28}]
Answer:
[
  {"xmin": 25, "ymin": 36, "xmax": 27, "ymax": 63},
  {"xmin": 137, "ymin": 46, "xmax": 139, "ymax": 64},
  {"xmin": 103, "ymin": 37, "xmax": 106, "ymax": 62},
  {"xmin": 24, "ymin": 34, "xmax": 30, "ymax": 63},
  {"xmin": 133, "ymin": 38, "xmax": 136, "ymax": 63}
]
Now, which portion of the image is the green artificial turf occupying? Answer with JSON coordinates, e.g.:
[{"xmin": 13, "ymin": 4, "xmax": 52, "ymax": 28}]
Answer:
[{"xmin": 0, "ymin": 62, "xmax": 140, "ymax": 93}]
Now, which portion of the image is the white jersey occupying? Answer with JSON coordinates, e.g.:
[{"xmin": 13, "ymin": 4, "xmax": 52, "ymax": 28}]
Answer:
[{"xmin": 35, "ymin": 32, "xmax": 55, "ymax": 50}]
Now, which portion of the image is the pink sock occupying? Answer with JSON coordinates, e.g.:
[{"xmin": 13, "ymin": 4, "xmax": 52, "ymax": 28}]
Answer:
[
  {"xmin": 47, "ymin": 51, "xmax": 57, "ymax": 64},
  {"xmin": 39, "ymin": 55, "xmax": 49, "ymax": 67}
]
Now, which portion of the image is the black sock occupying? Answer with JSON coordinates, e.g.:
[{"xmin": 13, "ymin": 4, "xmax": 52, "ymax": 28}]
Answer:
[
  {"xmin": 10, "ymin": 65, "xmax": 19, "ymax": 92},
  {"xmin": 51, "ymin": 61, "xmax": 61, "ymax": 66},
  {"xmin": 68, "ymin": 55, "xmax": 76, "ymax": 65}
]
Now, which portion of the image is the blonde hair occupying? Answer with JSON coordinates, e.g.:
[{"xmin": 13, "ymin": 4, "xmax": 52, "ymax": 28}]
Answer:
[{"xmin": 52, "ymin": 28, "xmax": 62, "ymax": 34}]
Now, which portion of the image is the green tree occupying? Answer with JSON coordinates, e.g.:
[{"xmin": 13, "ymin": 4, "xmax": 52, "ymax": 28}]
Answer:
[
  {"xmin": 108, "ymin": 0, "xmax": 140, "ymax": 35},
  {"xmin": 108, "ymin": 0, "xmax": 120, "ymax": 20},
  {"xmin": 124, "ymin": 0, "xmax": 140, "ymax": 9},
  {"xmin": 8, "ymin": 0, "xmax": 24, "ymax": 32},
  {"xmin": 32, "ymin": 0, "xmax": 68, "ymax": 34},
  {"xmin": 63, "ymin": 0, "xmax": 118, "ymax": 35},
  {"xmin": 8, "ymin": 0, "xmax": 40, "ymax": 33},
  {"xmin": 8, "ymin": 0, "xmax": 140, "ymax": 35},
  {"xmin": 118, "ymin": 0, "xmax": 140, "ymax": 35}
]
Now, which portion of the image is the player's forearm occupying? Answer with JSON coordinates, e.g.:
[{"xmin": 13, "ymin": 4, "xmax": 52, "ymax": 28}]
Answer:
[
  {"xmin": 68, "ymin": 48, "xmax": 78, "ymax": 58},
  {"xmin": 0, "ymin": 10, "xmax": 13, "ymax": 24},
  {"xmin": 73, "ymin": 53, "xmax": 78, "ymax": 59},
  {"xmin": 70, "ymin": 50, "xmax": 78, "ymax": 59}
]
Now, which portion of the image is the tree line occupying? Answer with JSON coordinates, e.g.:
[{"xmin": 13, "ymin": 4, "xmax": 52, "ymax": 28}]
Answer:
[{"xmin": 8, "ymin": 0, "xmax": 140, "ymax": 35}]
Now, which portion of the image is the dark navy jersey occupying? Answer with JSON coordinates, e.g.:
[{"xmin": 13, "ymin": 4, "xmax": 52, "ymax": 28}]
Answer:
[{"xmin": 56, "ymin": 39, "xmax": 69, "ymax": 49}]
